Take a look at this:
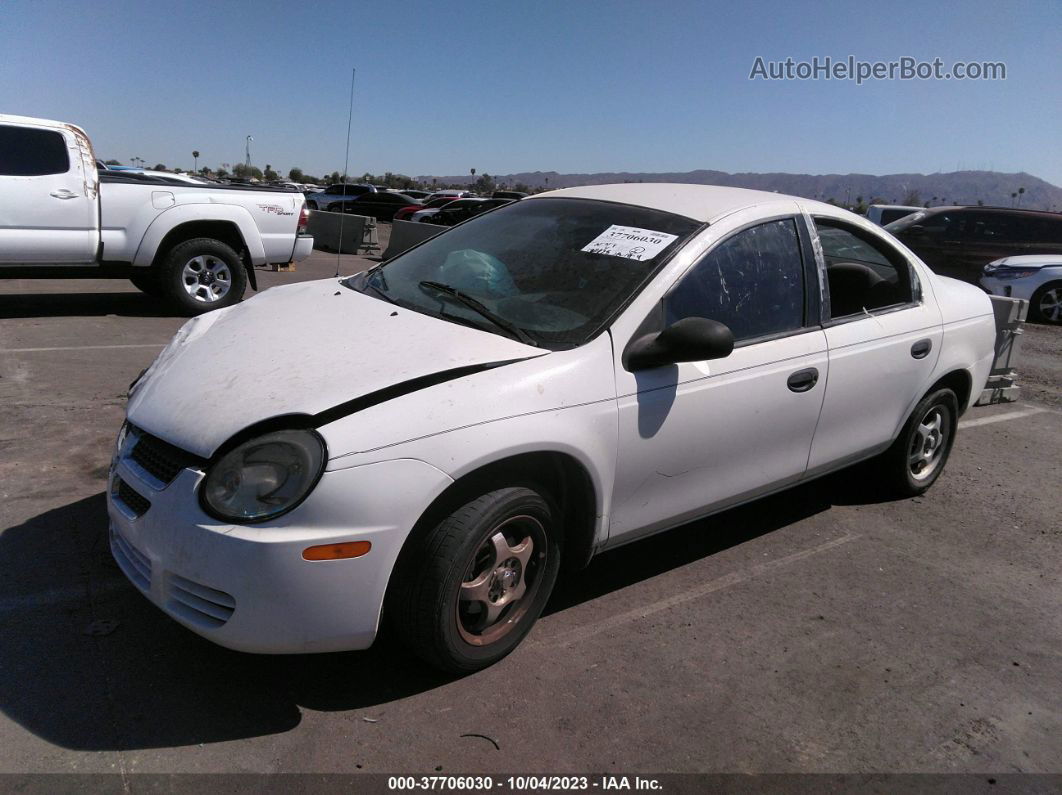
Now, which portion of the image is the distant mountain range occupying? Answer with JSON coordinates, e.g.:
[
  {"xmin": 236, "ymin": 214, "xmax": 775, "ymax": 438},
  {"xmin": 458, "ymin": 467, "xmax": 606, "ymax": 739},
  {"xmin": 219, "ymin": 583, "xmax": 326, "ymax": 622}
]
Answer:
[{"xmin": 414, "ymin": 169, "xmax": 1062, "ymax": 211}]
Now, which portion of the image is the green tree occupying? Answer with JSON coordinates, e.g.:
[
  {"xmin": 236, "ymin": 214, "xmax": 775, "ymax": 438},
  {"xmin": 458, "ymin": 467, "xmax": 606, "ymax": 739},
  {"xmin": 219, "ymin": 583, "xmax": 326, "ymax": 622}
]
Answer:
[
  {"xmin": 192, "ymin": 150, "xmax": 200, "ymax": 172},
  {"xmin": 264, "ymin": 165, "xmax": 279, "ymax": 181},
  {"xmin": 1017, "ymin": 186, "xmax": 1025, "ymax": 207},
  {"xmin": 104, "ymin": 159, "xmax": 120, "ymax": 166},
  {"xmin": 902, "ymin": 190, "xmax": 922, "ymax": 207},
  {"xmin": 289, "ymin": 167, "xmax": 304, "ymax": 182},
  {"xmin": 215, "ymin": 167, "xmax": 228, "ymax": 178},
  {"xmin": 233, "ymin": 163, "xmax": 263, "ymax": 179},
  {"xmin": 153, "ymin": 163, "xmax": 167, "ymax": 171}
]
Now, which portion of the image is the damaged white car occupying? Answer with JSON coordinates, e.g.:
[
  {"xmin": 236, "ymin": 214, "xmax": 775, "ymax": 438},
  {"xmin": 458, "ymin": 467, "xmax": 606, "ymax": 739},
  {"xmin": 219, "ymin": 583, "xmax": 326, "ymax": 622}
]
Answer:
[{"xmin": 108, "ymin": 184, "xmax": 996, "ymax": 672}]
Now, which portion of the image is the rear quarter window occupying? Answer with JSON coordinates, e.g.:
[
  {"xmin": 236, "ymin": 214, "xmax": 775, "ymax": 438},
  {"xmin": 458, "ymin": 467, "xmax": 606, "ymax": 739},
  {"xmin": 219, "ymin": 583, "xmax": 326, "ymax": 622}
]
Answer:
[{"xmin": 0, "ymin": 124, "xmax": 70, "ymax": 176}]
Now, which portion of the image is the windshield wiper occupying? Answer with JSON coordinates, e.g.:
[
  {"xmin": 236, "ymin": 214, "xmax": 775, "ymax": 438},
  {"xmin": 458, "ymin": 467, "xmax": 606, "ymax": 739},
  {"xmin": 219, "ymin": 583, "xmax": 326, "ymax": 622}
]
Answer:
[{"xmin": 418, "ymin": 281, "xmax": 536, "ymax": 346}]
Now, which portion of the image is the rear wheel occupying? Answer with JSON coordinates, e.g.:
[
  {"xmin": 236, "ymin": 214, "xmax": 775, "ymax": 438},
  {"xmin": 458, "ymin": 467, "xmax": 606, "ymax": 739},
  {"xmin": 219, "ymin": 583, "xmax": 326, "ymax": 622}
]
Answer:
[
  {"xmin": 389, "ymin": 486, "xmax": 560, "ymax": 673},
  {"xmin": 159, "ymin": 237, "xmax": 247, "ymax": 316},
  {"xmin": 1029, "ymin": 281, "xmax": 1062, "ymax": 324},
  {"xmin": 878, "ymin": 388, "xmax": 958, "ymax": 497}
]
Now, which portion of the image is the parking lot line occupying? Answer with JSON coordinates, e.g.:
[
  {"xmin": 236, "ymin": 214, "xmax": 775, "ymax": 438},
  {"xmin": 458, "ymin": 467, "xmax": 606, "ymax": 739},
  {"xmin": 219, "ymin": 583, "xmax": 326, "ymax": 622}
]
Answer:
[
  {"xmin": 0, "ymin": 343, "xmax": 167, "ymax": 354},
  {"xmin": 958, "ymin": 406, "xmax": 1050, "ymax": 429},
  {"xmin": 538, "ymin": 531, "xmax": 859, "ymax": 649}
]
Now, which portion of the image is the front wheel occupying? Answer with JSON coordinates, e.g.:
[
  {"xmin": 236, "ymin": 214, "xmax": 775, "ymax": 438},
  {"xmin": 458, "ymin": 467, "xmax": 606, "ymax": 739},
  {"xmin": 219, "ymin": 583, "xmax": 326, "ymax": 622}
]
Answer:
[
  {"xmin": 878, "ymin": 387, "xmax": 958, "ymax": 497},
  {"xmin": 159, "ymin": 237, "xmax": 247, "ymax": 316},
  {"xmin": 389, "ymin": 487, "xmax": 561, "ymax": 673},
  {"xmin": 1029, "ymin": 281, "xmax": 1062, "ymax": 324}
]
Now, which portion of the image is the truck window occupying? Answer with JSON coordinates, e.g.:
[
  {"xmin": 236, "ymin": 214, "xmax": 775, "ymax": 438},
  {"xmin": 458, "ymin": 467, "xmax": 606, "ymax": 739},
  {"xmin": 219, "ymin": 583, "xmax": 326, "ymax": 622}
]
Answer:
[{"xmin": 0, "ymin": 124, "xmax": 70, "ymax": 176}]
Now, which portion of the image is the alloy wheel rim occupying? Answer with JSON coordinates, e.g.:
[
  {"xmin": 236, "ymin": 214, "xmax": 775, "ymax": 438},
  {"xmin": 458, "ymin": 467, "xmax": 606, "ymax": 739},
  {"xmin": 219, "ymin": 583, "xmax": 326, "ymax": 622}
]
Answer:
[
  {"xmin": 182, "ymin": 255, "xmax": 232, "ymax": 303},
  {"xmin": 1039, "ymin": 288, "xmax": 1061, "ymax": 322},
  {"xmin": 456, "ymin": 515, "xmax": 546, "ymax": 646},
  {"xmin": 908, "ymin": 404, "xmax": 951, "ymax": 481}
]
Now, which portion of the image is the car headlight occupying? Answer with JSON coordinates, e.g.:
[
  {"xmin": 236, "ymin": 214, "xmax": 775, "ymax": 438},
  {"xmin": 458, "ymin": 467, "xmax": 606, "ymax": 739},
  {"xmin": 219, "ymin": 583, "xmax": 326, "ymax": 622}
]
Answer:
[
  {"xmin": 115, "ymin": 422, "xmax": 130, "ymax": 457},
  {"xmin": 200, "ymin": 429, "xmax": 326, "ymax": 523},
  {"xmin": 992, "ymin": 269, "xmax": 1038, "ymax": 280}
]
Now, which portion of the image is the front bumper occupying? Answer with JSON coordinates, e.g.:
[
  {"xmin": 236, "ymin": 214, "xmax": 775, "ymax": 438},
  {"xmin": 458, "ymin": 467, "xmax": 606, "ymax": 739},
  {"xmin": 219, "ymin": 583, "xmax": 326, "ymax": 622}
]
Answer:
[
  {"xmin": 292, "ymin": 234, "xmax": 314, "ymax": 262},
  {"xmin": 107, "ymin": 431, "xmax": 452, "ymax": 653}
]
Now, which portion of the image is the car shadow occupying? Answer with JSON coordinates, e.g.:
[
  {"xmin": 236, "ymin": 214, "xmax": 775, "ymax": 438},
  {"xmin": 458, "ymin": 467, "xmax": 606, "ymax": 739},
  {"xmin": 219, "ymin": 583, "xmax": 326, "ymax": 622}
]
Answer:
[
  {"xmin": 0, "ymin": 291, "xmax": 180, "ymax": 319},
  {"xmin": 0, "ymin": 470, "xmax": 891, "ymax": 752}
]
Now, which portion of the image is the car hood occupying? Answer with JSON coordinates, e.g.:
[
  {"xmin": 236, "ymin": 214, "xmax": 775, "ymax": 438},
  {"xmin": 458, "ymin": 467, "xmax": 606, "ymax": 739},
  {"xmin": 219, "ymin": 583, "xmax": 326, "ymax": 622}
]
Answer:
[
  {"xmin": 126, "ymin": 279, "xmax": 544, "ymax": 458},
  {"xmin": 986, "ymin": 254, "xmax": 1062, "ymax": 270}
]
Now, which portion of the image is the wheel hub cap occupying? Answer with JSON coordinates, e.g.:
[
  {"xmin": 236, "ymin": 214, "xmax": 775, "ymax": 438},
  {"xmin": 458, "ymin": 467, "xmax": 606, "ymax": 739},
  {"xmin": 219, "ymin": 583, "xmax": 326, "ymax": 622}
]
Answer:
[
  {"xmin": 182, "ymin": 255, "xmax": 232, "ymax": 303},
  {"xmin": 456, "ymin": 516, "xmax": 545, "ymax": 646},
  {"xmin": 908, "ymin": 405, "xmax": 951, "ymax": 481}
]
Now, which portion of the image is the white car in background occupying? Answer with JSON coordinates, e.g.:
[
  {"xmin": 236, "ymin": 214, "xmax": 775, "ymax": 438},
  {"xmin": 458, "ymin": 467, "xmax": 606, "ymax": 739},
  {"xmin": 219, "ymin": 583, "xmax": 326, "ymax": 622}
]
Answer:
[
  {"xmin": 981, "ymin": 254, "xmax": 1062, "ymax": 323},
  {"xmin": 108, "ymin": 184, "xmax": 995, "ymax": 672}
]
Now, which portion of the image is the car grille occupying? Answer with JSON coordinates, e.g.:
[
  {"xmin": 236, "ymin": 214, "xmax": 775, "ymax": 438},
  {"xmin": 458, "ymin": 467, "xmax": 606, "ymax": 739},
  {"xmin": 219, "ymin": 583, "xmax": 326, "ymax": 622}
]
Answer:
[
  {"xmin": 110, "ymin": 527, "xmax": 151, "ymax": 591},
  {"xmin": 115, "ymin": 477, "xmax": 151, "ymax": 518},
  {"xmin": 129, "ymin": 426, "xmax": 203, "ymax": 485},
  {"xmin": 166, "ymin": 574, "xmax": 236, "ymax": 629}
]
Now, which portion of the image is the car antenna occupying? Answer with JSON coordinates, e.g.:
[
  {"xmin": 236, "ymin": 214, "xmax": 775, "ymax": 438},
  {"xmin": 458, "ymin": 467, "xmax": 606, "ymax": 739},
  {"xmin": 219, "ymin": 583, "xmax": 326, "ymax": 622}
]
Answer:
[{"xmin": 335, "ymin": 67, "xmax": 356, "ymax": 279}]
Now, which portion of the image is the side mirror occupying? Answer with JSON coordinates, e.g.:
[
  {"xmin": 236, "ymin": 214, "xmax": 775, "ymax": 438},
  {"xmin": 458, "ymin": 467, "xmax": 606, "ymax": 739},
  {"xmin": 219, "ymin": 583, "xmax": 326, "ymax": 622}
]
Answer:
[
  {"xmin": 624, "ymin": 316, "xmax": 734, "ymax": 371},
  {"xmin": 906, "ymin": 224, "xmax": 925, "ymax": 237}
]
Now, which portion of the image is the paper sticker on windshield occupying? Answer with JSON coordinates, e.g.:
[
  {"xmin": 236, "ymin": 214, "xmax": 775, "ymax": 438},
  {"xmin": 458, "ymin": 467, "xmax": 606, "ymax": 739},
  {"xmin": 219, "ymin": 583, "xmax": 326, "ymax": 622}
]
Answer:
[{"xmin": 582, "ymin": 225, "xmax": 679, "ymax": 261}]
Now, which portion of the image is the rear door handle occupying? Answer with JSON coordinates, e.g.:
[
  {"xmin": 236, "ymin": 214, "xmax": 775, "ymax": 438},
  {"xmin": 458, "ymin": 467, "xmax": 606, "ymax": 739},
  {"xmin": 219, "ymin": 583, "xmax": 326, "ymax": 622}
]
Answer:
[
  {"xmin": 50, "ymin": 189, "xmax": 78, "ymax": 200},
  {"xmin": 787, "ymin": 367, "xmax": 819, "ymax": 393},
  {"xmin": 911, "ymin": 339, "xmax": 932, "ymax": 359}
]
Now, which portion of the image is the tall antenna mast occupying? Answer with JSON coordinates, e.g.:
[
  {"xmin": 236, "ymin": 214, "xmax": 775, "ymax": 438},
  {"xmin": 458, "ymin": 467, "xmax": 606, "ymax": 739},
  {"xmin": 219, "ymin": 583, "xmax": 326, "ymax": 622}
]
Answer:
[{"xmin": 336, "ymin": 68, "xmax": 356, "ymax": 278}]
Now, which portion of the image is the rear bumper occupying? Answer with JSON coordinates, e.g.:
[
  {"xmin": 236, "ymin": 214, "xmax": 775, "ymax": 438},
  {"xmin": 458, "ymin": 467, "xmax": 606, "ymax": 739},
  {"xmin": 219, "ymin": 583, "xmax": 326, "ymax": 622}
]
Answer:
[
  {"xmin": 292, "ymin": 235, "xmax": 314, "ymax": 262},
  {"xmin": 107, "ymin": 436, "xmax": 453, "ymax": 654}
]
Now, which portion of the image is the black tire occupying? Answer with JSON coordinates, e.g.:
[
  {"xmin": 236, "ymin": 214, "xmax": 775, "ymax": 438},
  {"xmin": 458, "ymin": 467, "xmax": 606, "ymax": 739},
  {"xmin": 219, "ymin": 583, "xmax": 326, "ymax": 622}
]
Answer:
[
  {"xmin": 878, "ymin": 387, "xmax": 959, "ymax": 497},
  {"xmin": 1029, "ymin": 281, "xmax": 1062, "ymax": 325},
  {"xmin": 159, "ymin": 237, "xmax": 247, "ymax": 316},
  {"xmin": 389, "ymin": 486, "xmax": 561, "ymax": 673},
  {"xmin": 129, "ymin": 269, "xmax": 162, "ymax": 298}
]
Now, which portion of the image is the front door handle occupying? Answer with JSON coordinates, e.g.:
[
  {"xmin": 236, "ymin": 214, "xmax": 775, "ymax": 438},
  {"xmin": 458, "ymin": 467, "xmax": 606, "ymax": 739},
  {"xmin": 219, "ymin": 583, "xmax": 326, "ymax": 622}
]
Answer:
[
  {"xmin": 787, "ymin": 367, "xmax": 819, "ymax": 393},
  {"xmin": 50, "ymin": 189, "xmax": 78, "ymax": 200},
  {"xmin": 911, "ymin": 339, "xmax": 932, "ymax": 359}
]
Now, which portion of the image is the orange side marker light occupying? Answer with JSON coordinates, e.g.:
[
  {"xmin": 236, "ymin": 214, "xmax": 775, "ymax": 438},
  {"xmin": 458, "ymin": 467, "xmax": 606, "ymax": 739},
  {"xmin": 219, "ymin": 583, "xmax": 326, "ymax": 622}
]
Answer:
[{"xmin": 302, "ymin": 541, "xmax": 371, "ymax": 561}]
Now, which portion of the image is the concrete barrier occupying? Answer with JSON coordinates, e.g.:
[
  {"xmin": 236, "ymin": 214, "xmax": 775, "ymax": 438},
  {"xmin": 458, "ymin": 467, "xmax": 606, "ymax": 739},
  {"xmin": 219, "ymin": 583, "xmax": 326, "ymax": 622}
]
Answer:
[
  {"xmin": 383, "ymin": 219, "xmax": 445, "ymax": 260},
  {"xmin": 976, "ymin": 295, "xmax": 1028, "ymax": 405},
  {"xmin": 308, "ymin": 210, "xmax": 368, "ymax": 254}
]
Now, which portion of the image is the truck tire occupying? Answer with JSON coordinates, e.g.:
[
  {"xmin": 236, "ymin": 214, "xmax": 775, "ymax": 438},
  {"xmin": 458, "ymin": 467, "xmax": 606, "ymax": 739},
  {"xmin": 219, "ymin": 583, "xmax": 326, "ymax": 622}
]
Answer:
[
  {"xmin": 129, "ymin": 269, "xmax": 162, "ymax": 298},
  {"xmin": 878, "ymin": 387, "xmax": 958, "ymax": 497},
  {"xmin": 388, "ymin": 486, "xmax": 561, "ymax": 673},
  {"xmin": 159, "ymin": 238, "xmax": 247, "ymax": 316}
]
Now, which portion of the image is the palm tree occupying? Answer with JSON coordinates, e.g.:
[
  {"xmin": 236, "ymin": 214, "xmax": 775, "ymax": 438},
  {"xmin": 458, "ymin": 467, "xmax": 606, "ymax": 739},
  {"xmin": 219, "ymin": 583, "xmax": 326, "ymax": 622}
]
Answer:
[
  {"xmin": 1017, "ymin": 187, "xmax": 1025, "ymax": 207},
  {"xmin": 1011, "ymin": 192, "xmax": 1018, "ymax": 207},
  {"xmin": 192, "ymin": 150, "xmax": 200, "ymax": 173}
]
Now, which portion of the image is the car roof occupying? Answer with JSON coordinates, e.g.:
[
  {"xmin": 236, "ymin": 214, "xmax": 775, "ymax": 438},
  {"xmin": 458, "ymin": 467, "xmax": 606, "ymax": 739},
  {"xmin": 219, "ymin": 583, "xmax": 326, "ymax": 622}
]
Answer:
[{"xmin": 526, "ymin": 183, "xmax": 826, "ymax": 223}]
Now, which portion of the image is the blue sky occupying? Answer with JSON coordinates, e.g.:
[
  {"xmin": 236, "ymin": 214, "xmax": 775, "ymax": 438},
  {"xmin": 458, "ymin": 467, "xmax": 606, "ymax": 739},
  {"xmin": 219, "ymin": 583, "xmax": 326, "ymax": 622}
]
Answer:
[{"xmin": 2, "ymin": 0, "xmax": 1059, "ymax": 184}]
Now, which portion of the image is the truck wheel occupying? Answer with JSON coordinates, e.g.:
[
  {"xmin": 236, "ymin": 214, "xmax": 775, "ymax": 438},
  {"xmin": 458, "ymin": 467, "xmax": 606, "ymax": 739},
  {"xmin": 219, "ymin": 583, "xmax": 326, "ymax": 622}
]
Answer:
[
  {"xmin": 1029, "ymin": 281, "xmax": 1062, "ymax": 324},
  {"xmin": 129, "ymin": 269, "xmax": 162, "ymax": 298},
  {"xmin": 389, "ymin": 487, "xmax": 561, "ymax": 673},
  {"xmin": 878, "ymin": 387, "xmax": 958, "ymax": 497},
  {"xmin": 159, "ymin": 238, "xmax": 247, "ymax": 316}
]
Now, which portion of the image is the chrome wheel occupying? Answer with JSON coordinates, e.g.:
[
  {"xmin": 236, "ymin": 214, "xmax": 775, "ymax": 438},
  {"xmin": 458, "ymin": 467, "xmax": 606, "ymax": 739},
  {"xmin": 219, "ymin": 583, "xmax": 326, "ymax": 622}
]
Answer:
[
  {"xmin": 1038, "ymin": 286, "xmax": 1062, "ymax": 323},
  {"xmin": 182, "ymin": 255, "xmax": 232, "ymax": 303},
  {"xmin": 457, "ymin": 515, "xmax": 546, "ymax": 646},
  {"xmin": 908, "ymin": 404, "xmax": 951, "ymax": 481}
]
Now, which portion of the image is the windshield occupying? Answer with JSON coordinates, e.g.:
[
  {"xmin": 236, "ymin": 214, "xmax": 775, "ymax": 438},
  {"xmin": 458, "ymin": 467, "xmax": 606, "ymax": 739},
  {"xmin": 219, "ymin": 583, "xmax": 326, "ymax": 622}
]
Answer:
[
  {"xmin": 347, "ymin": 197, "xmax": 700, "ymax": 349},
  {"xmin": 884, "ymin": 210, "xmax": 928, "ymax": 232}
]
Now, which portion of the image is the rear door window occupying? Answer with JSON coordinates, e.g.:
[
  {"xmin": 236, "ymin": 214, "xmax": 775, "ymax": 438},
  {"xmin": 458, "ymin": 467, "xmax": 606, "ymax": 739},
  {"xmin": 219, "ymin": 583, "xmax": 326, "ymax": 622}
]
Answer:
[
  {"xmin": 816, "ymin": 221, "xmax": 914, "ymax": 318},
  {"xmin": 0, "ymin": 124, "xmax": 70, "ymax": 176}
]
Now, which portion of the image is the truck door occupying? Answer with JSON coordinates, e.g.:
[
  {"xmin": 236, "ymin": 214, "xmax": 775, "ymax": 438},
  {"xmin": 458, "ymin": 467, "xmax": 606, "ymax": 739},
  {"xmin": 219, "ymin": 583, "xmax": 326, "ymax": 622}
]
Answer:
[{"xmin": 0, "ymin": 121, "xmax": 99, "ymax": 265}]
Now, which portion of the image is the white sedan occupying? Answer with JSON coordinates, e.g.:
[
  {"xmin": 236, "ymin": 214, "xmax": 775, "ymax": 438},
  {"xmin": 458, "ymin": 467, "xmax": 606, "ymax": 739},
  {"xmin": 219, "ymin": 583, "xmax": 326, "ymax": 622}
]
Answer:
[
  {"xmin": 980, "ymin": 254, "xmax": 1062, "ymax": 324},
  {"xmin": 108, "ymin": 184, "xmax": 996, "ymax": 672}
]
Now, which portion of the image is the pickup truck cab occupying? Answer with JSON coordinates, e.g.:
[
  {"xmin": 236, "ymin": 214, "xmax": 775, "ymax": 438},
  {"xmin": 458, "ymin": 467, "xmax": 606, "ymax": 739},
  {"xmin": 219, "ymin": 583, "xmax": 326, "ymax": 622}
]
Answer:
[
  {"xmin": 107, "ymin": 184, "xmax": 996, "ymax": 672},
  {"xmin": 0, "ymin": 115, "xmax": 313, "ymax": 314}
]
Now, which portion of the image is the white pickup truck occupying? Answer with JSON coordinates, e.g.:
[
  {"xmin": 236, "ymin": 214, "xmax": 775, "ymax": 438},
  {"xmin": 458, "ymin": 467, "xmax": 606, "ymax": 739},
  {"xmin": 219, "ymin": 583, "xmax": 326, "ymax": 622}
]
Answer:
[{"xmin": 0, "ymin": 115, "xmax": 313, "ymax": 314}]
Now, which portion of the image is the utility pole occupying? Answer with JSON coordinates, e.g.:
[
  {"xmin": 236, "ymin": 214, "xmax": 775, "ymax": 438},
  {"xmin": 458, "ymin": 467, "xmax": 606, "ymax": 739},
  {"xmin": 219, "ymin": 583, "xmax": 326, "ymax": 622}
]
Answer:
[{"xmin": 245, "ymin": 136, "xmax": 253, "ymax": 169}]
